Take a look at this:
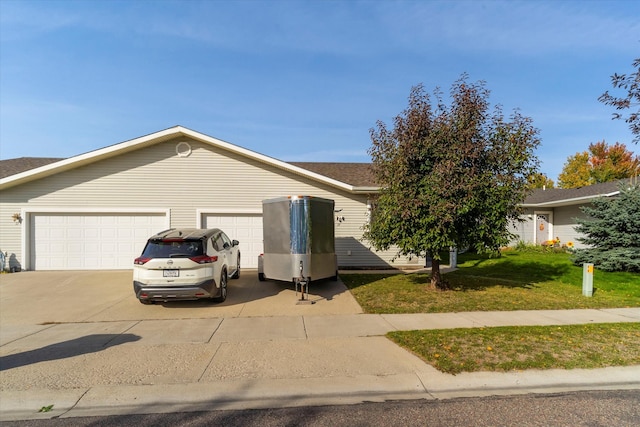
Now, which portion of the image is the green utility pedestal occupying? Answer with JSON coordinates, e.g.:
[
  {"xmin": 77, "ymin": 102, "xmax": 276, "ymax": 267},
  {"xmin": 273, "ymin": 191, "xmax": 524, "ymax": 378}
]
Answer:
[{"xmin": 582, "ymin": 263, "xmax": 594, "ymax": 297}]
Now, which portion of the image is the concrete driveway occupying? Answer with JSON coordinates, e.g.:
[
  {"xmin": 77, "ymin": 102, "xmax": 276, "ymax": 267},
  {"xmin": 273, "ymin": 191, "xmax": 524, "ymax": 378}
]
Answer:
[
  {"xmin": 0, "ymin": 270, "xmax": 363, "ymax": 328},
  {"xmin": 2, "ymin": 270, "xmax": 442, "ymax": 421},
  {"xmin": 2, "ymin": 270, "xmax": 640, "ymax": 421},
  {"xmin": 2, "ymin": 270, "xmax": 413, "ymax": 392}
]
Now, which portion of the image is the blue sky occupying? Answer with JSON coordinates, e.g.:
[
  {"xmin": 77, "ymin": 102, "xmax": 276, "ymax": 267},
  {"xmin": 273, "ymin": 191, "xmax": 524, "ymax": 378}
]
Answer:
[{"xmin": 1, "ymin": 0, "xmax": 638, "ymax": 182}]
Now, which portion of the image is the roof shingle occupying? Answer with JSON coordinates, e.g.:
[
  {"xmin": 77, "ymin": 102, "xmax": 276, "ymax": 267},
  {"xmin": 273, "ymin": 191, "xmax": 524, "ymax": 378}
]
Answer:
[
  {"xmin": 289, "ymin": 162, "xmax": 377, "ymax": 187},
  {"xmin": 523, "ymin": 180, "xmax": 624, "ymax": 205},
  {"xmin": 0, "ymin": 157, "xmax": 64, "ymax": 179}
]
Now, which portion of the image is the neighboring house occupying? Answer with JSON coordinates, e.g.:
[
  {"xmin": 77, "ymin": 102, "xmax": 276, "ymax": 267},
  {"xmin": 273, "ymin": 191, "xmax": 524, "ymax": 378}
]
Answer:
[
  {"xmin": 0, "ymin": 126, "xmax": 420, "ymax": 272},
  {"xmin": 515, "ymin": 181, "xmax": 625, "ymax": 248},
  {"xmin": 0, "ymin": 125, "xmax": 626, "ymax": 272}
]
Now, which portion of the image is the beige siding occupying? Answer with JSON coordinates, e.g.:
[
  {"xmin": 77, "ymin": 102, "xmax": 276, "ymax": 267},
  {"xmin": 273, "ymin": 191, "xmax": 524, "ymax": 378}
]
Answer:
[
  {"xmin": 512, "ymin": 206, "xmax": 590, "ymax": 249},
  {"xmin": 0, "ymin": 204, "xmax": 24, "ymax": 271},
  {"xmin": 0, "ymin": 137, "xmax": 417, "ymax": 270},
  {"xmin": 554, "ymin": 204, "xmax": 588, "ymax": 249},
  {"xmin": 510, "ymin": 209, "xmax": 536, "ymax": 245}
]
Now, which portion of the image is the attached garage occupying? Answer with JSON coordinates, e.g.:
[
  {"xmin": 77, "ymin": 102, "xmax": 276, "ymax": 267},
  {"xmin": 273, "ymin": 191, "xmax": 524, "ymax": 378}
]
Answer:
[
  {"xmin": 0, "ymin": 127, "xmax": 623, "ymax": 272},
  {"xmin": 27, "ymin": 211, "xmax": 169, "ymax": 270},
  {"xmin": 0, "ymin": 126, "xmax": 393, "ymax": 272},
  {"xmin": 201, "ymin": 212, "xmax": 263, "ymax": 268}
]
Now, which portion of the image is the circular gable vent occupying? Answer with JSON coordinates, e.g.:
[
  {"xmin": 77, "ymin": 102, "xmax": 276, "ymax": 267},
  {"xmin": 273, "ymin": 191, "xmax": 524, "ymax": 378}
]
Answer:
[{"xmin": 176, "ymin": 141, "xmax": 192, "ymax": 157}]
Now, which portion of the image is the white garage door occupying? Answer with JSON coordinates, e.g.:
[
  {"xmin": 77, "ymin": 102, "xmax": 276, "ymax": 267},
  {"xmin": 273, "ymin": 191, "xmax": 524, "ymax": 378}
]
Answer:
[
  {"xmin": 30, "ymin": 213, "xmax": 167, "ymax": 270},
  {"xmin": 203, "ymin": 214, "xmax": 263, "ymax": 268}
]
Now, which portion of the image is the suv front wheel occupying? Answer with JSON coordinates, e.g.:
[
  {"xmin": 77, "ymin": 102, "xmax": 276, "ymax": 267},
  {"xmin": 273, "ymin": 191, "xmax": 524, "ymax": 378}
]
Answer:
[{"xmin": 213, "ymin": 269, "xmax": 228, "ymax": 303}]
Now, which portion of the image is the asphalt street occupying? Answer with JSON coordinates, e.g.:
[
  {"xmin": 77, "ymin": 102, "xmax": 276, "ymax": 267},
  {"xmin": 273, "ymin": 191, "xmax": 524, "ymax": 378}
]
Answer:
[{"xmin": 2, "ymin": 390, "xmax": 639, "ymax": 427}]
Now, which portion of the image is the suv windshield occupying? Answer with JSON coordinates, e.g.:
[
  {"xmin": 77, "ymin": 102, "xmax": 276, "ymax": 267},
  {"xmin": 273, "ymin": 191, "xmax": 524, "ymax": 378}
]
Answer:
[{"xmin": 141, "ymin": 239, "xmax": 204, "ymax": 258}]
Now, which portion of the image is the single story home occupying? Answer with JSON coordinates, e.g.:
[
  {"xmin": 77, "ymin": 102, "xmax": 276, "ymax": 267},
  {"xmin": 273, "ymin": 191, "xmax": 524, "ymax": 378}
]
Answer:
[
  {"xmin": 514, "ymin": 180, "xmax": 623, "ymax": 248},
  {"xmin": 0, "ymin": 126, "xmax": 399, "ymax": 272},
  {"xmin": 0, "ymin": 126, "xmax": 623, "ymax": 272}
]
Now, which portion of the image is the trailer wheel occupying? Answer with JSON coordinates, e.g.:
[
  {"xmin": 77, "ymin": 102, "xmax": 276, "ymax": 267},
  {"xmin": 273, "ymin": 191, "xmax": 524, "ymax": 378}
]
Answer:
[{"xmin": 258, "ymin": 272, "xmax": 265, "ymax": 281}]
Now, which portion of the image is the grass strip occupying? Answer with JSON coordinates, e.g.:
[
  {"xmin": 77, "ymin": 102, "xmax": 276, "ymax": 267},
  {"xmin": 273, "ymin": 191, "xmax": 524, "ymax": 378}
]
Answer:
[
  {"xmin": 387, "ymin": 323, "xmax": 640, "ymax": 374},
  {"xmin": 341, "ymin": 252, "xmax": 640, "ymax": 313}
]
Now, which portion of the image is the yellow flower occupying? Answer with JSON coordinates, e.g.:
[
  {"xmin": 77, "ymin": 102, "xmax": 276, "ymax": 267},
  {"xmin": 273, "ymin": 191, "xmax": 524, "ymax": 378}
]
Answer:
[
  {"xmin": 566, "ymin": 241, "xmax": 574, "ymax": 248},
  {"xmin": 487, "ymin": 346, "xmax": 493, "ymax": 351}
]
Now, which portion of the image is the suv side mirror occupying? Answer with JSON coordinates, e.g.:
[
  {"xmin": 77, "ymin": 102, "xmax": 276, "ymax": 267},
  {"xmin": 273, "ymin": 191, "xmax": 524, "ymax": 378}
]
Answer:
[{"xmin": 232, "ymin": 239, "xmax": 239, "ymax": 247}]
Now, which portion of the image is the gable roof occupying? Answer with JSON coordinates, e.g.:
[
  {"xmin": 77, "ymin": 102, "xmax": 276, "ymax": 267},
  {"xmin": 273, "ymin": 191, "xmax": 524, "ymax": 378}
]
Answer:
[
  {"xmin": 0, "ymin": 126, "xmax": 378, "ymax": 193},
  {"xmin": 1, "ymin": 125, "xmax": 632, "ymax": 205},
  {"xmin": 0, "ymin": 157, "xmax": 64, "ymax": 179},
  {"xmin": 523, "ymin": 180, "xmax": 625, "ymax": 207},
  {"xmin": 289, "ymin": 162, "xmax": 377, "ymax": 187}
]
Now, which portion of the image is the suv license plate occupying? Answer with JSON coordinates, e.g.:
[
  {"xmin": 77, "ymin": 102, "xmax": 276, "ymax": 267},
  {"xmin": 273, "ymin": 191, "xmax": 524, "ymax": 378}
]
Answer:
[{"xmin": 163, "ymin": 269, "xmax": 179, "ymax": 278}]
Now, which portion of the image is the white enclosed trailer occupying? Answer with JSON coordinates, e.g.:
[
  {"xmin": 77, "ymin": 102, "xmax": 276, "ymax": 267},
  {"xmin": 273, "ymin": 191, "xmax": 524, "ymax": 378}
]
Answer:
[{"xmin": 258, "ymin": 196, "xmax": 338, "ymax": 300}]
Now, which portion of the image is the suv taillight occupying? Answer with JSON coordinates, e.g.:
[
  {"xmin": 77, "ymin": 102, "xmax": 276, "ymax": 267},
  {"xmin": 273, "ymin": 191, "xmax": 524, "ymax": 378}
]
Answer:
[
  {"xmin": 190, "ymin": 255, "xmax": 218, "ymax": 264},
  {"xmin": 134, "ymin": 257, "xmax": 151, "ymax": 265}
]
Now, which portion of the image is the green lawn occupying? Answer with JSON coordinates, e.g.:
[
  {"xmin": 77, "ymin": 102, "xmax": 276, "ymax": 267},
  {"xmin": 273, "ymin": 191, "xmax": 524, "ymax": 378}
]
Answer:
[
  {"xmin": 341, "ymin": 250, "xmax": 640, "ymax": 374},
  {"xmin": 388, "ymin": 323, "xmax": 640, "ymax": 374},
  {"xmin": 341, "ymin": 251, "xmax": 640, "ymax": 313}
]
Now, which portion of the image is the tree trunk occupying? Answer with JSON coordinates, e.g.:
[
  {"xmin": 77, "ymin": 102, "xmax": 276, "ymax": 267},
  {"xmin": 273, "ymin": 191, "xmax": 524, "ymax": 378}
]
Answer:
[{"xmin": 429, "ymin": 258, "xmax": 448, "ymax": 291}]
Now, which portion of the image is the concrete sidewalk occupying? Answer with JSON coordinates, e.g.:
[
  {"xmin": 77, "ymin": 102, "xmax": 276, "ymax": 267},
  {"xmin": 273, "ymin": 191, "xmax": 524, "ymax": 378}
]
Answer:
[
  {"xmin": 1, "ymin": 271, "xmax": 639, "ymax": 421},
  {"xmin": 1, "ymin": 307, "xmax": 639, "ymax": 421}
]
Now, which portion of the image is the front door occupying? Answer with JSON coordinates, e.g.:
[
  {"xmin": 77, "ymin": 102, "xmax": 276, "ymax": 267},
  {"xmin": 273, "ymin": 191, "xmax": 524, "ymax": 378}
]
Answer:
[{"xmin": 536, "ymin": 214, "xmax": 550, "ymax": 244}]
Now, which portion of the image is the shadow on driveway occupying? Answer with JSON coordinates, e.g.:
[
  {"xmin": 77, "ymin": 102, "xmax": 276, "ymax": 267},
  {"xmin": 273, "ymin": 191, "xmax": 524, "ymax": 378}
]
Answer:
[
  {"xmin": 150, "ymin": 275, "xmax": 348, "ymax": 308},
  {"xmin": 0, "ymin": 333, "xmax": 141, "ymax": 371}
]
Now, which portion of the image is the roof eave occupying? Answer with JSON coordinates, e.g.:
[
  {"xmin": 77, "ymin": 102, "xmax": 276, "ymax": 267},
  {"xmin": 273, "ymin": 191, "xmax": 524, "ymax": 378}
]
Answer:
[
  {"xmin": 351, "ymin": 186, "xmax": 380, "ymax": 194},
  {"xmin": 522, "ymin": 191, "xmax": 620, "ymax": 208}
]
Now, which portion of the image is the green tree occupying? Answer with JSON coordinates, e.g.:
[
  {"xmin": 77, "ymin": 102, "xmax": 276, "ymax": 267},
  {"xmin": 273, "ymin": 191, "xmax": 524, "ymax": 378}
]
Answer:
[
  {"xmin": 572, "ymin": 182, "xmax": 640, "ymax": 272},
  {"xmin": 528, "ymin": 172, "xmax": 555, "ymax": 189},
  {"xmin": 365, "ymin": 76, "xmax": 541, "ymax": 290},
  {"xmin": 557, "ymin": 141, "xmax": 640, "ymax": 188},
  {"xmin": 557, "ymin": 152, "xmax": 591, "ymax": 188},
  {"xmin": 599, "ymin": 58, "xmax": 640, "ymax": 144}
]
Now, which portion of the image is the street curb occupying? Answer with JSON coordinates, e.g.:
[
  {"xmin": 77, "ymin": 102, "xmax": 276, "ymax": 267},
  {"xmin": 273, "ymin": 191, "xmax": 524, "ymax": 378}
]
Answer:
[
  {"xmin": 420, "ymin": 365, "xmax": 640, "ymax": 399},
  {"xmin": 2, "ymin": 366, "xmax": 639, "ymax": 421}
]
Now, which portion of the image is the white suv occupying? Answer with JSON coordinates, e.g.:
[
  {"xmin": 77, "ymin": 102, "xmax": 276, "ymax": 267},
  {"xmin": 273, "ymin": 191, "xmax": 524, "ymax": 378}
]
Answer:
[{"xmin": 133, "ymin": 228, "xmax": 240, "ymax": 304}]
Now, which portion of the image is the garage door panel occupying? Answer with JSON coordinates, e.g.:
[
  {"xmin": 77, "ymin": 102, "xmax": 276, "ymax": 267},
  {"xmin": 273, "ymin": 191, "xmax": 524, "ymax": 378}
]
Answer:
[
  {"xmin": 133, "ymin": 216, "xmax": 150, "ymax": 226},
  {"xmin": 134, "ymin": 229, "xmax": 153, "ymax": 240},
  {"xmin": 100, "ymin": 216, "xmax": 116, "ymax": 226},
  {"xmin": 85, "ymin": 242, "xmax": 100, "ymax": 252},
  {"xmin": 234, "ymin": 228, "xmax": 252, "ymax": 240},
  {"xmin": 48, "ymin": 228, "xmax": 66, "ymax": 240},
  {"xmin": 48, "ymin": 216, "xmax": 65, "ymax": 226},
  {"xmin": 219, "ymin": 217, "xmax": 236, "ymax": 227},
  {"xmin": 49, "ymin": 243, "xmax": 65, "ymax": 254},
  {"xmin": 31, "ymin": 213, "xmax": 166, "ymax": 270},
  {"xmin": 84, "ymin": 228, "xmax": 100, "ymax": 239},
  {"xmin": 117, "ymin": 228, "xmax": 132, "ymax": 238},
  {"xmin": 203, "ymin": 213, "xmax": 263, "ymax": 268},
  {"xmin": 68, "ymin": 242, "xmax": 82, "ymax": 252},
  {"xmin": 84, "ymin": 216, "xmax": 100, "ymax": 226}
]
